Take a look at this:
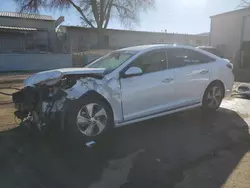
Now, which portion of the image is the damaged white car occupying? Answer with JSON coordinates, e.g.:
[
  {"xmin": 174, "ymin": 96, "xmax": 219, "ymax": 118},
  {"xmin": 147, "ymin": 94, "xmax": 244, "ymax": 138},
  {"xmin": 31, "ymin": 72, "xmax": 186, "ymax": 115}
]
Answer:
[{"xmin": 12, "ymin": 44, "xmax": 234, "ymax": 140}]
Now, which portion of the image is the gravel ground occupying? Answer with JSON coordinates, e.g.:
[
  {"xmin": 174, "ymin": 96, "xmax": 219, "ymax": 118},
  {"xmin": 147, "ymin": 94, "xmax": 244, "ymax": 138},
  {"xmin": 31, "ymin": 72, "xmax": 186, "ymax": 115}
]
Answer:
[{"xmin": 0, "ymin": 97, "xmax": 250, "ymax": 188}]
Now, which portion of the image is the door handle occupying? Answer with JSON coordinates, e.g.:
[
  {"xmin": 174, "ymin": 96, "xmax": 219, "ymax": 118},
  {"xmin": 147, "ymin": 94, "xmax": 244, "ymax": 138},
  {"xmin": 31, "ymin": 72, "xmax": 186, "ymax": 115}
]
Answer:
[
  {"xmin": 199, "ymin": 70, "xmax": 209, "ymax": 75},
  {"xmin": 162, "ymin": 78, "xmax": 174, "ymax": 83}
]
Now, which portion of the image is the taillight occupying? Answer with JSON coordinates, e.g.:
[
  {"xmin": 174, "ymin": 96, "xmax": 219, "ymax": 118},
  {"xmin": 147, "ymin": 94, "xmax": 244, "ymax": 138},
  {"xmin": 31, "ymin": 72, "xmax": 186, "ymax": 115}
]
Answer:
[{"xmin": 226, "ymin": 63, "xmax": 233, "ymax": 70}]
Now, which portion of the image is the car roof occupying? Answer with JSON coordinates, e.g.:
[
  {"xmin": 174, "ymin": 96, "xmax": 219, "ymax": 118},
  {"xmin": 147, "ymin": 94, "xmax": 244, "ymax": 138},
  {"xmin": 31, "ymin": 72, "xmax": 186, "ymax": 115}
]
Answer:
[
  {"xmin": 114, "ymin": 44, "xmax": 221, "ymax": 60},
  {"xmin": 197, "ymin": 46, "xmax": 215, "ymax": 49},
  {"xmin": 116, "ymin": 44, "xmax": 197, "ymax": 53}
]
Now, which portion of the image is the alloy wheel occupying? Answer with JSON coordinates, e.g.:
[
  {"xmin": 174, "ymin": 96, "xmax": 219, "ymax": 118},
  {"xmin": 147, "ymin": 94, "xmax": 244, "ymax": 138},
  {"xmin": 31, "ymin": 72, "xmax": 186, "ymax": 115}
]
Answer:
[
  {"xmin": 76, "ymin": 103, "xmax": 108, "ymax": 137},
  {"xmin": 207, "ymin": 86, "xmax": 222, "ymax": 108}
]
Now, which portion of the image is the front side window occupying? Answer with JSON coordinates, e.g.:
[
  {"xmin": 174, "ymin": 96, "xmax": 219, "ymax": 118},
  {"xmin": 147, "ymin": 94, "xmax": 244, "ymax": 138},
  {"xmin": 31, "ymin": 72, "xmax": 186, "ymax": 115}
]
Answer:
[
  {"xmin": 87, "ymin": 51, "xmax": 136, "ymax": 73},
  {"xmin": 130, "ymin": 51, "xmax": 167, "ymax": 74},
  {"xmin": 167, "ymin": 48, "xmax": 215, "ymax": 69}
]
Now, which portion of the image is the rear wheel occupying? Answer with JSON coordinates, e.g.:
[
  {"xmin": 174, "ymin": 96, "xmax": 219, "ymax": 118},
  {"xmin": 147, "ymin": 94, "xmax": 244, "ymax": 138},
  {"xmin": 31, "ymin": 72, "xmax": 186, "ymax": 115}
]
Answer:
[{"xmin": 202, "ymin": 83, "xmax": 224, "ymax": 111}]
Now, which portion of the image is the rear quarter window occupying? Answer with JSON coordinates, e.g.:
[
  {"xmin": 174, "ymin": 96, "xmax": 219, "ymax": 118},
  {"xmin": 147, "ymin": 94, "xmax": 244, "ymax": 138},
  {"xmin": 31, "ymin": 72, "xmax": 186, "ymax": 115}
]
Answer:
[
  {"xmin": 201, "ymin": 48, "xmax": 224, "ymax": 58},
  {"xmin": 167, "ymin": 48, "xmax": 215, "ymax": 68}
]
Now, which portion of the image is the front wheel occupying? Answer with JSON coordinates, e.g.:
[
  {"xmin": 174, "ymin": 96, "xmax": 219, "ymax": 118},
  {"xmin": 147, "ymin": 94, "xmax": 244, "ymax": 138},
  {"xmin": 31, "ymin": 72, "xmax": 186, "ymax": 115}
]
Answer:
[
  {"xmin": 66, "ymin": 96, "xmax": 113, "ymax": 142},
  {"xmin": 202, "ymin": 83, "xmax": 224, "ymax": 112}
]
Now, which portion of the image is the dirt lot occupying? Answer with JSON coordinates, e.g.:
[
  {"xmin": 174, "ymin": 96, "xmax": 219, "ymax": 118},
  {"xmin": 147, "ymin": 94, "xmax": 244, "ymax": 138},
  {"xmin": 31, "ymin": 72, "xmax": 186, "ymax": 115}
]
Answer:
[
  {"xmin": 0, "ymin": 82, "xmax": 23, "ymax": 131},
  {"xmin": 1, "ymin": 74, "xmax": 250, "ymax": 188},
  {"xmin": 0, "ymin": 73, "xmax": 30, "ymax": 84}
]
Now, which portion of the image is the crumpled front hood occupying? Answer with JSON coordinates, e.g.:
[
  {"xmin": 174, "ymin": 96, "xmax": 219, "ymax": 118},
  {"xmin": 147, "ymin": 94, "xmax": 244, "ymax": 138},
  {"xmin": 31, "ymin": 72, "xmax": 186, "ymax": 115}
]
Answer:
[{"xmin": 24, "ymin": 68, "xmax": 106, "ymax": 87}]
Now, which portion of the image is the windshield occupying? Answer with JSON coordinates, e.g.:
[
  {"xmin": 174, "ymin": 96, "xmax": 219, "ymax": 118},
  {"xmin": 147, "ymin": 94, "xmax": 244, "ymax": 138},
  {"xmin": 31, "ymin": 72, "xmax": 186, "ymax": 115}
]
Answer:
[{"xmin": 87, "ymin": 51, "xmax": 136, "ymax": 73}]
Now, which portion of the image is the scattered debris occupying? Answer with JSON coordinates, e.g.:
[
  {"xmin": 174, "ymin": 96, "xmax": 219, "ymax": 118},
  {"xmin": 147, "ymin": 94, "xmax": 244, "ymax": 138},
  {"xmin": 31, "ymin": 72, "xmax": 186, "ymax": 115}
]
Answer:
[
  {"xmin": 235, "ymin": 84, "xmax": 250, "ymax": 98},
  {"xmin": 207, "ymin": 176, "xmax": 213, "ymax": 179},
  {"xmin": 156, "ymin": 158, "xmax": 161, "ymax": 163},
  {"xmin": 85, "ymin": 141, "xmax": 96, "ymax": 147}
]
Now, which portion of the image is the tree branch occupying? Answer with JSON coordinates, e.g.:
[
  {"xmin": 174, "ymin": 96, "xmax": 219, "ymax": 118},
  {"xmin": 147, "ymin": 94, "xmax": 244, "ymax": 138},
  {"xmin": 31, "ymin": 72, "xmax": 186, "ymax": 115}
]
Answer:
[
  {"xmin": 20, "ymin": 0, "xmax": 34, "ymax": 12},
  {"xmin": 90, "ymin": 0, "xmax": 100, "ymax": 26},
  {"xmin": 15, "ymin": 0, "xmax": 156, "ymax": 31},
  {"xmin": 237, "ymin": 0, "xmax": 250, "ymax": 8},
  {"xmin": 99, "ymin": 0, "xmax": 105, "ymax": 28},
  {"xmin": 68, "ymin": 0, "xmax": 95, "ymax": 28},
  {"xmin": 15, "ymin": 0, "xmax": 45, "ymax": 13},
  {"xmin": 103, "ymin": 0, "xmax": 114, "ymax": 28},
  {"xmin": 104, "ymin": 0, "xmax": 112, "ymax": 14}
]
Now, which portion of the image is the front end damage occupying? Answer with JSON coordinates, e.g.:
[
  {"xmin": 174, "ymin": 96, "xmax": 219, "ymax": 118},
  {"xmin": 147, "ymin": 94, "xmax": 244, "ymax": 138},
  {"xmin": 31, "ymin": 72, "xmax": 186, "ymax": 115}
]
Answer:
[
  {"xmin": 12, "ymin": 68, "xmax": 109, "ymax": 132},
  {"xmin": 12, "ymin": 85, "xmax": 67, "ymax": 131}
]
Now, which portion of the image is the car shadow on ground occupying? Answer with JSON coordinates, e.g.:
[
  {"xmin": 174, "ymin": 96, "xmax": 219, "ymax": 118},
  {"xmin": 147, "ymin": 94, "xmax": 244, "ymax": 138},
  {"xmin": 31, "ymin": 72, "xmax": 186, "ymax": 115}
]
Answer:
[{"xmin": 0, "ymin": 107, "xmax": 249, "ymax": 188}]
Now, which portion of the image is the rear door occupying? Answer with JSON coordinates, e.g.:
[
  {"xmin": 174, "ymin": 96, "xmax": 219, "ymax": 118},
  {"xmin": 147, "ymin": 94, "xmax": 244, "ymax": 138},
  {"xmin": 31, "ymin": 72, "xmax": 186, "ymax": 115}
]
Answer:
[{"xmin": 167, "ymin": 48, "xmax": 215, "ymax": 106}]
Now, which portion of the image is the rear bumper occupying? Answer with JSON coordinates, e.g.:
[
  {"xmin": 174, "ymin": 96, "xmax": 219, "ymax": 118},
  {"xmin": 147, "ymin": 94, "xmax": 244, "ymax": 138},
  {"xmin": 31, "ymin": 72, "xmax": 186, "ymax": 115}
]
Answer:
[
  {"xmin": 225, "ymin": 89, "xmax": 232, "ymax": 98},
  {"xmin": 223, "ymin": 72, "xmax": 234, "ymax": 98}
]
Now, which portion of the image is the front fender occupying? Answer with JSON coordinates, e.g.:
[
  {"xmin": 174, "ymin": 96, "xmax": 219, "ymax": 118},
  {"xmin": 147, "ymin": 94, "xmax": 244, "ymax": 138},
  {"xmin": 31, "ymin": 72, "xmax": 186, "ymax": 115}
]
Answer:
[{"xmin": 63, "ymin": 77, "xmax": 123, "ymax": 124}]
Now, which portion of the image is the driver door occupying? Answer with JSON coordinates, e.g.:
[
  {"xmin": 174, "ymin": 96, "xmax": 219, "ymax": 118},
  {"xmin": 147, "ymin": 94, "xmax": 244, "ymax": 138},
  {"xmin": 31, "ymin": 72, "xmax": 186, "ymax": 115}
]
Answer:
[{"xmin": 120, "ymin": 50, "xmax": 176, "ymax": 121}]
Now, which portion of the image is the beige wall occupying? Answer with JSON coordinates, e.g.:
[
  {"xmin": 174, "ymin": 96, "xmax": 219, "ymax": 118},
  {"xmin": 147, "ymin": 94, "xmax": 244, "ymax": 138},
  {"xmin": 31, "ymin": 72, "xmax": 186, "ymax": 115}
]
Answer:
[
  {"xmin": 62, "ymin": 27, "xmax": 209, "ymax": 53},
  {"xmin": 242, "ymin": 15, "xmax": 250, "ymax": 41},
  {"xmin": 66, "ymin": 28, "xmax": 98, "ymax": 52},
  {"xmin": 211, "ymin": 9, "xmax": 250, "ymax": 65}
]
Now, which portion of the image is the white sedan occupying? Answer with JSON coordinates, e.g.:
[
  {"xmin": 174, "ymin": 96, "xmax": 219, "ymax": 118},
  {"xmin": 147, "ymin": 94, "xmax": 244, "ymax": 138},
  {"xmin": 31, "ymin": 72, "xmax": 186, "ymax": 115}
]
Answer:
[{"xmin": 12, "ymin": 44, "xmax": 234, "ymax": 141}]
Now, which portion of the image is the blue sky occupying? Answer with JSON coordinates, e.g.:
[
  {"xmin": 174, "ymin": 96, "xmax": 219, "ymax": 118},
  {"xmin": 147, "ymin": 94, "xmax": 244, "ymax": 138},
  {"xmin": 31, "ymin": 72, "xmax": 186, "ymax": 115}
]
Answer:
[{"xmin": 0, "ymin": 0, "xmax": 242, "ymax": 34}]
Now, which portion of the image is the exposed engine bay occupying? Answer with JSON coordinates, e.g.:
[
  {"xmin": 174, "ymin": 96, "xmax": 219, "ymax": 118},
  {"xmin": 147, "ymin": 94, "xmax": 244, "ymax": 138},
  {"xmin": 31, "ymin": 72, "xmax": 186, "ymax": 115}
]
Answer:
[
  {"xmin": 13, "ymin": 75, "xmax": 78, "ymax": 131},
  {"xmin": 13, "ymin": 84, "xmax": 65, "ymax": 131}
]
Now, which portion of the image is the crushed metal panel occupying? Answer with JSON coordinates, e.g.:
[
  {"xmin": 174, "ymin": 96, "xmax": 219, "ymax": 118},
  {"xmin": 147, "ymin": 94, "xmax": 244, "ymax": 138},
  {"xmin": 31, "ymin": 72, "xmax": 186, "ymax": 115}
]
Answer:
[
  {"xmin": 24, "ymin": 70, "xmax": 63, "ymax": 87},
  {"xmin": 64, "ymin": 77, "xmax": 123, "ymax": 124}
]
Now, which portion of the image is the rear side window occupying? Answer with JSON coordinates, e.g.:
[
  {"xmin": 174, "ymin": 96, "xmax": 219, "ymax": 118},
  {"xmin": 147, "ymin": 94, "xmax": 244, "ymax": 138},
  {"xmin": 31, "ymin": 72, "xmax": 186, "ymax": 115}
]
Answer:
[
  {"xmin": 167, "ymin": 48, "xmax": 215, "ymax": 69},
  {"xmin": 201, "ymin": 48, "xmax": 224, "ymax": 58}
]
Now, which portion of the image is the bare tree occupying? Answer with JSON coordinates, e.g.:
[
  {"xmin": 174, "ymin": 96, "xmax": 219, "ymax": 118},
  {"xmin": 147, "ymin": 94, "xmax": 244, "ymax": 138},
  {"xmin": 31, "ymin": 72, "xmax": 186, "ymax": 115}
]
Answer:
[
  {"xmin": 239, "ymin": 0, "xmax": 250, "ymax": 7},
  {"xmin": 14, "ymin": 0, "xmax": 155, "ymax": 46}
]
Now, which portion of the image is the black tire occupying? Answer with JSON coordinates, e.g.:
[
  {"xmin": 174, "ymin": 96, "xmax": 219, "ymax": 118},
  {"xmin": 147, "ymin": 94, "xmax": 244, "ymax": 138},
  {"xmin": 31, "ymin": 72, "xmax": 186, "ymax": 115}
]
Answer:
[
  {"xmin": 202, "ymin": 82, "xmax": 224, "ymax": 112},
  {"xmin": 66, "ymin": 95, "xmax": 114, "ymax": 142}
]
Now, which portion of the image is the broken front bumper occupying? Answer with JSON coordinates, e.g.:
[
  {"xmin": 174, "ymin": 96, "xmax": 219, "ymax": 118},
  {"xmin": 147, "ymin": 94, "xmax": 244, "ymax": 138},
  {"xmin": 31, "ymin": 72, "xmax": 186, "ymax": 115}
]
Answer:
[{"xmin": 12, "ymin": 86, "xmax": 68, "ymax": 130}]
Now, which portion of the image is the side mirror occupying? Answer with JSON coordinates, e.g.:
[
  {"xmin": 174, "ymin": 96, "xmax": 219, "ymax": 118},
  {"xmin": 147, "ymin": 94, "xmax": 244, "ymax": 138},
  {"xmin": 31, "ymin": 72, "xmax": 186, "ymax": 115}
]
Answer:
[{"xmin": 123, "ymin": 67, "xmax": 143, "ymax": 78}]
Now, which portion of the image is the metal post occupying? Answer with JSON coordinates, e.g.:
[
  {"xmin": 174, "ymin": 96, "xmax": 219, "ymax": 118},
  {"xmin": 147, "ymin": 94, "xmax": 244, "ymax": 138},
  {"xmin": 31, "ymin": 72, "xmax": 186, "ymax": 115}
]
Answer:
[
  {"xmin": 47, "ymin": 30, "xmax": 49, "ymax": 52},
  {"xmin": 241, "ymin": 50, "xmax": 244, "ymax": 68},
  {"xmin": 33, "ymin": 31, "xmax": 36, "ymax": 51},
  {"xmin": 24, "ymin": 32, "xmax": 27, "ymax": 52},
  {"xmin": 209, "ymin": 18, "xmax": 212, "ymax": 46},
  {"xmin": 240, "ymin": 16, "xmax": 246, "ymax": 69}
]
